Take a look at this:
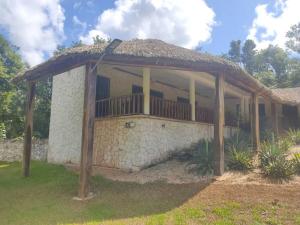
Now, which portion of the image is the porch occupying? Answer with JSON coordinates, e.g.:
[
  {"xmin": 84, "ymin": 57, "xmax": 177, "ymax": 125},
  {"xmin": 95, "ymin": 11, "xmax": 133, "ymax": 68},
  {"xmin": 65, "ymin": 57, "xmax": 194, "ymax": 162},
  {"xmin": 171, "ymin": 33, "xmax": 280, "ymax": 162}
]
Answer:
[{"xmin": 94, "ymin": 64, "xmax": 247, "ymax": 128}]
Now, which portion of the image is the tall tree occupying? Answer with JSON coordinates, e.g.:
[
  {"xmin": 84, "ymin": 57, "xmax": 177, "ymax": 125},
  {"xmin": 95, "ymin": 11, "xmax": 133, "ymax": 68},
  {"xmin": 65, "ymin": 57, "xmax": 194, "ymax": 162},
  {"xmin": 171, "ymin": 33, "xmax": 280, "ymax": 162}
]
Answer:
[
  {"xmin": 286, "ymin": 23, "xmax": 300, "ymax": 53},
  {"xmin": 241, "ymin": 40, "xmax": 256, "ymax": 75},
  {"xmin": 228, "ymin": 40, "xmax": 241, "ymax": 63}
]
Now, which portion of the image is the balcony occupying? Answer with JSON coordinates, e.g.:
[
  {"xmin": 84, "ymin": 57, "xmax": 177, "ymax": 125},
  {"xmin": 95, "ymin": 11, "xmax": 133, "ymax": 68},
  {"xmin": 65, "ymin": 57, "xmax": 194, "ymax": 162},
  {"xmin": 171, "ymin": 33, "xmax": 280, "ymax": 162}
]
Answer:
[{"xmin": 95, "ymin": 94, "xmax": 238, "ymax": 126}]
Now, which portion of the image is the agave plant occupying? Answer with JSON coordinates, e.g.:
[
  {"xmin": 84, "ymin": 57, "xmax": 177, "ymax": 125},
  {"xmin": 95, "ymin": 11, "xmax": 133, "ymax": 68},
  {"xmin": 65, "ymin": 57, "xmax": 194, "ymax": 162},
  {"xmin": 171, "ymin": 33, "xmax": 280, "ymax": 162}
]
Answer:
[{"xmin": 228, "ymin": 147, "xmax": 253, "ymax": 171}]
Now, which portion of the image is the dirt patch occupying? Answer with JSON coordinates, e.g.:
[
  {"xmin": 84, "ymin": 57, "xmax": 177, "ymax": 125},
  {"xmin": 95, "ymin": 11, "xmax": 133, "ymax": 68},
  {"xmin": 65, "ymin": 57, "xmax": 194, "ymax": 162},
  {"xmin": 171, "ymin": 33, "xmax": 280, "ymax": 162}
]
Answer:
[{"xmin": 66, "ymin": 158, "xmax": 300, "ymax": 186}]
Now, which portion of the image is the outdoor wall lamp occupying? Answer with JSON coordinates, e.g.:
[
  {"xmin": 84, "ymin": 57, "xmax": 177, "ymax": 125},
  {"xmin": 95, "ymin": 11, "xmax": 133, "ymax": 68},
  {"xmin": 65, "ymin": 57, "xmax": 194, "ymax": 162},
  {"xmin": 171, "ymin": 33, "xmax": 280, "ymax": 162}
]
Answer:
[{"xmin": 125, "ymin": 121, "xmax": 136, "ymax": 128}]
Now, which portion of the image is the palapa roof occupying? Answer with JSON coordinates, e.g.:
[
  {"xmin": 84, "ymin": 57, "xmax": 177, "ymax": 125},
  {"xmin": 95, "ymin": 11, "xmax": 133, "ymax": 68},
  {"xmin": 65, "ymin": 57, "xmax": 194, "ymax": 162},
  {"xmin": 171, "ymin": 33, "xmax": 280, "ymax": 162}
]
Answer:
[
  {"xmin": 272, "ymin": 87, "xmax": 300, "ymax": 105},
  {"xmin": 14, "ymin": 39, "xmax": 297, "ymax": 105}
]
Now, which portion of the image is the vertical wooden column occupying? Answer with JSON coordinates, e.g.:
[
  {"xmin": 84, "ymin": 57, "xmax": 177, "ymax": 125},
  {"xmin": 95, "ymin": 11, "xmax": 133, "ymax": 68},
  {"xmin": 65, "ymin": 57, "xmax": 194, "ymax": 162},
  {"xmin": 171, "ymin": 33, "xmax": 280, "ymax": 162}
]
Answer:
[
  {"xmin": 213, "ymin": 74, "xmax": 225, "ymax": 176},
  {"xmin": 240, "ymin": 97, "xmax": 245, "ymax": 121},
  {"xmin": 271, "ymin": 102, "xmax": 279, "ymax": 136},
  {"xmin": 297, "ymin": 105, "xmax": 300, "ymax": 128},
  {"xmin": 23, "ymin": 82, "xmax": 36, "ymax": 177},
  {"xmin": 251, "ymin": 93, "xmax": 260, "ymax": 151},
  {"xmin": 189, "ymin": 78, "xmax": 196, "ymax": 121},
  {"xmin": 143, "ymin": 67, "xmax": 150, "ymax": 115},
  {"xmin": 78, "ymin": 63, "xmax": 97, "ymax": 200}
]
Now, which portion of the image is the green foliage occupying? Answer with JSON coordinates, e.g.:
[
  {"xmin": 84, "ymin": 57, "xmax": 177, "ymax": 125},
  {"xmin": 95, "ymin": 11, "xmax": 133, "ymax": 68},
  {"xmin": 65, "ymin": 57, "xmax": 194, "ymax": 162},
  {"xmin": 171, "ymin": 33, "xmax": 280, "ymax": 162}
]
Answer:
[
  {"xmin": 181, "ymin": 139, "xmax": 214, "ymax": 175},
  {"xmin": 228, "ymin": 148, "xmax": 253, "ymax": 171},
  {"xmin": 0, "ymin": 122, "xmax": 6, "ymax": 140},
  {"xmin": 259, "ymin": 136, "xmax": 295, "ymax": 179},
  {"xmin": 93, "ymin": 35, "xmax": 111, "ymax": 45},
  {"xmin": 292, "ymin": 153, "xmax": 300, "ymax": 175},
  {"xmin": 286, "ymin": 22, "xmax": 300, "ymax": 53},
  {"xmin": 286, "ymin": 129, "xmax": 300, "ymax": 145},
  {"xmin": 224, "ymin": 130, "xmax": 251, "ymax": 153},
  {"xmin": 228, "ymin": 40, "xmax": 241, "ymax": 63},
  {"xmin": 0, "ymin": 34, "xmax": 51, "ymax": 139}
]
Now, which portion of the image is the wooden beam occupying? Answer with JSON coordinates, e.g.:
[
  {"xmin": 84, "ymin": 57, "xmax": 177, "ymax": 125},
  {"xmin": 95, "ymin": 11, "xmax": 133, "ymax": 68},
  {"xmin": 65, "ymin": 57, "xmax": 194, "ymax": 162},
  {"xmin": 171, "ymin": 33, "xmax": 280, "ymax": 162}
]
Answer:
[
  {"xmin": 214, "ymin": 73, "xmax": 225, "ymax": 176},
  {"xmin": 78, "ymin": 63, "xmax": 97, "ymax": 200},
  {"xmin": 189, "ymin": 78, "xmax": 196, "ymax": 121},
  {"xmin": 271, "ymin": 102, "xmax": 279, "ymax": 137},
  {"xmin": 251, "ymin": 93, "xmax": 260, "ymax": 151},
  {"xmin": 23, "ymin": 82, "xmax": 36, "ymax": 177},
  {"xmin": 143, "ymin": 67, "xmax": 151, "ymax": 115}
]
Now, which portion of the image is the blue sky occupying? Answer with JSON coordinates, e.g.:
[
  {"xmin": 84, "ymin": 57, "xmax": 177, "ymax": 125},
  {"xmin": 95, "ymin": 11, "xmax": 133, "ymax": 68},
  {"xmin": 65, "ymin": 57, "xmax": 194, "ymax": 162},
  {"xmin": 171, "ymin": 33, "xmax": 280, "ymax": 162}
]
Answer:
[{"xmin": 0, "ymin": 0, "xmax": 299, "ymax": 66}]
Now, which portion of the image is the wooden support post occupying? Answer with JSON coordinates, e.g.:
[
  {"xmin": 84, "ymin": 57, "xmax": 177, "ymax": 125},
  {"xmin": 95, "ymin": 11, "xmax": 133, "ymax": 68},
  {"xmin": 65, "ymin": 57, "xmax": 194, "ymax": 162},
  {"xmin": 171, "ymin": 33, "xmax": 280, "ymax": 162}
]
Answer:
[
  {"xmin": 214, "ymin": 74, "xmax": 225, "ymax": 176},
  {"xmin": 23, "ymin": 82, "xmax": 36, "ymax": 177},
  {"xmin": 240, "ymin": 97, "xmax": 245, "ymax": 121},
  {"xmin": 143, "ymin": 67, "xmax": 150, "ymax": 115},
  {"xmin": 251, "ymin": 93, "xmax": 260, "ymax": 151},
  {"xmin": 189, "ymin": 78, "xmax": 196, "ymax": 121},
  {"xmin": 77, "ymin": 63, "xmax": 97, "ymax": 200},
  {"xmin": 271, "ymin": 102, "xmax": 279, "ymax": 137}
]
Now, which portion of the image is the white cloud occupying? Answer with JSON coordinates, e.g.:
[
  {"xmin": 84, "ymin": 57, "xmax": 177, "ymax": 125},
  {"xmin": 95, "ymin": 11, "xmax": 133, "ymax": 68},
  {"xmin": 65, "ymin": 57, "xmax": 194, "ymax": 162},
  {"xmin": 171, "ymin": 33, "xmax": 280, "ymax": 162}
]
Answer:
[
  {"xmin": 0, "ymin": 0, "xmax": 65, "ymax": 66},
  {"xmin": 73, "ymin": 16, "xmax": 87, "ymax": 30},
  {"xmin": 248, "ymin": 0, "xmax": 300, "ymax": 49},
  {"xmin": 80, "ymin": 0, "xmax": 216, "ymax": 49}
]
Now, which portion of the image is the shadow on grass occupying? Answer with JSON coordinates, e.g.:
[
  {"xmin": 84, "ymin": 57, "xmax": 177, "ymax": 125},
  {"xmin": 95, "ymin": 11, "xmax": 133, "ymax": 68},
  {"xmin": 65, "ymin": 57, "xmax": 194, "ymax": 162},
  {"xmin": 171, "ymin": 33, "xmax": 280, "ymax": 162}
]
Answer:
[{"xmin": 0, "ymin": 161, "xmax": 211, "ymax": 225}]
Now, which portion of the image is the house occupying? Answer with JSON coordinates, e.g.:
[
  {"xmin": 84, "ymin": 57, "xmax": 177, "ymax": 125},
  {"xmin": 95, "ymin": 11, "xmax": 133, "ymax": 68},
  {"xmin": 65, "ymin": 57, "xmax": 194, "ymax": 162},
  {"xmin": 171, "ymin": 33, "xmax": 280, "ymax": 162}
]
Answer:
[{"xmin": 15, "ymin": 39, "xmax": 300, "ymax": 199}]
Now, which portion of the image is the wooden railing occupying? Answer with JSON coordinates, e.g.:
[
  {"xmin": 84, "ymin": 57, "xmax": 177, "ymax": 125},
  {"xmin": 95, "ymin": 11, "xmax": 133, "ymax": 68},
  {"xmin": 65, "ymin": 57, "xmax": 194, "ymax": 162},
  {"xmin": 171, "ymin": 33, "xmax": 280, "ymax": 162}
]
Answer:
[
  {"xmin": 95, "ymin": 94, "xmax": 144, "ymax": 117},
  {"xmin": 95, "ymin": 94, "xmax": 239, "ymax": 127},
  {"xmin": 195, "ymin": 107, "xmax": 214, "ymax": 123},
  {"xmin": 150, "ymin": 96, "xmax": 191, "ymax": 120}
]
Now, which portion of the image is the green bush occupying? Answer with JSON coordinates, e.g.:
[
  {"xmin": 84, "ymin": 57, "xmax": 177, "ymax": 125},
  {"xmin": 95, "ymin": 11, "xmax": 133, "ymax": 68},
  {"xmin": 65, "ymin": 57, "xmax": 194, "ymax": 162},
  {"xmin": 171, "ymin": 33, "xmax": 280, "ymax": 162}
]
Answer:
[
  {"xmin": 287, "ymin": 129, "xmax": 300, "ymax": 145},
  {"xmin": 228, "ymin": 148, "xmax": 253, "ymax": 171},
  {"xmin": 263, "ymin": 156, "xmax": 294, "ymax": 179},
  {"xmin": 259, "ymin": 138, "xmax": 295, "ymax": 179},
  {"xmin": 277, "ymin": 136, "xmax": 295, "ymax": 152},
  {"xmin": 0, "ymin": 123, "xmax": 6, "ymax": 140},
  {"xmin": 224, "ymin": 130, "xmax": 251, "ymax": 153},
  {"xmin": 292, "ymin": 153, "xmax": 300, "ymax": 175},
  {"xmin": 183, "ymin": 139, "xmax": 214, "ymax": 175}
]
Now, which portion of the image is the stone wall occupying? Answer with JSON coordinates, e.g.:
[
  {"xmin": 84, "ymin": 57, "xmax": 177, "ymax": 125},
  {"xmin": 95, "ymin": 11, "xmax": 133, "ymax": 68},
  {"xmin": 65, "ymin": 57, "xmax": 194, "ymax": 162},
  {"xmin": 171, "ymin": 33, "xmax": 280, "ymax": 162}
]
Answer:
[
  {"xmin": 93, "ymin": 115, "xmax": 237, "ymax": 171},
  {"xmin": 0, "ymin": 139, "xmax": 48, "ymax": 162},
  {"xmin": 48, "ymin": 65, "xmax": 85, "ymax": 164}
]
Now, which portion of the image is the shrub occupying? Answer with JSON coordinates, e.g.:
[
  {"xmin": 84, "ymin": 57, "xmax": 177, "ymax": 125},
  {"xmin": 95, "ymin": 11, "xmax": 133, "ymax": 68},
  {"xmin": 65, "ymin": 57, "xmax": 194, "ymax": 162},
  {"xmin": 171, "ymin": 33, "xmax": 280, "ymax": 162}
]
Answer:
[
  {"xmin": 277, "ymin": 136, "xmax": 295, "ymax": 152},
  {"xmin": 0, "ymin": 123, "xmax": 6, "ymax": 140},
  {"xmin": 186, "ymin": 139, "xmax": 214, "ymax": 175},
  {"xmin": 224, "ymin": 130, "xmax": 251, "ymax": 153},
  {"xmin": 263, "ymin": 156, "xmax": 294, "ymax": 179},
  {"xmin": 228, "ymin": 148, "xmax": 253, "ymax": 171},
  {"xmin": 259, "ymin": 138, "xmax": 295, "ymax": 179},
  {"xmin": 287, "ymin": 129, "xmax": 300, "ymax": 145},
  {"xmin": 292, "ymin": 153, "xmax": 300, "ymax": 175}
]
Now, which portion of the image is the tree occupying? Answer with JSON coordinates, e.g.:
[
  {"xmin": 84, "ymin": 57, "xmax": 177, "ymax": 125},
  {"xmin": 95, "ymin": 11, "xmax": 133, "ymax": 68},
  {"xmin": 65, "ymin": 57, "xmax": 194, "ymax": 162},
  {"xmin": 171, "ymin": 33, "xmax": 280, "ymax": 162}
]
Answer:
[
  {"xmin": 241, "ymin": 40, "xmax": 256, "ymax": 75},
  {"xmin": 286, "ymin": 23, "xmax": 300, "ymax": 53},
  {"xmin": 228, "ymin": 40, "xmax": 241, "ymax": 63},
  {"xmin": 93, "ymin": 35, "xmax": 111, "ymax": 45}
]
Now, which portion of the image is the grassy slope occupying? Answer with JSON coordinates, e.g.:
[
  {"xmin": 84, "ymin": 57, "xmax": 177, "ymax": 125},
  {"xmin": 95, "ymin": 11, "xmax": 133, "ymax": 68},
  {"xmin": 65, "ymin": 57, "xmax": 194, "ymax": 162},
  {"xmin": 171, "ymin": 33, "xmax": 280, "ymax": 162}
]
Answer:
[{"xmin": 0, "ymin": 161, "xmax": 299, "ymax": 225}]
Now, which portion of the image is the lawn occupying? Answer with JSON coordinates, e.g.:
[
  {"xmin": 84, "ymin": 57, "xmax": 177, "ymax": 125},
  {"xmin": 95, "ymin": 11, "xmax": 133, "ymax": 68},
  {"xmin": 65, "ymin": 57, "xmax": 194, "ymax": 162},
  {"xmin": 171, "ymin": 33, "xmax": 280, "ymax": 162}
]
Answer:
[{"xmin": 0, "ymin": 161, "xmax": 299, "ymax": 225}]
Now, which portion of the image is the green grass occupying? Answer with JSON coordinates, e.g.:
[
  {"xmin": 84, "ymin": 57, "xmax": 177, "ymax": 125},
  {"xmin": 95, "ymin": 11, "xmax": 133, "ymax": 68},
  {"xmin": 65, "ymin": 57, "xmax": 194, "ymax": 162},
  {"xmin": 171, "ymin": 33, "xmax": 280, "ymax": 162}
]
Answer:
[{"xmin": 0, "ymin": 161, "xmax": 299, "ymax": 225}]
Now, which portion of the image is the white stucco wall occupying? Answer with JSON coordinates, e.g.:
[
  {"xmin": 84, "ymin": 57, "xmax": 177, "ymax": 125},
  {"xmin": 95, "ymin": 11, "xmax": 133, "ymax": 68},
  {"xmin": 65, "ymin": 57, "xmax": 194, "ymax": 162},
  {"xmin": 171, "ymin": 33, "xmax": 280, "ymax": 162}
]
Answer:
[
  {"xmin": 48, "ymin": 65, "xmax": 85, "ymax": 164},
  {"xmin": 93, "ymin": 115, "xmax": 237, "ymax": 171}
]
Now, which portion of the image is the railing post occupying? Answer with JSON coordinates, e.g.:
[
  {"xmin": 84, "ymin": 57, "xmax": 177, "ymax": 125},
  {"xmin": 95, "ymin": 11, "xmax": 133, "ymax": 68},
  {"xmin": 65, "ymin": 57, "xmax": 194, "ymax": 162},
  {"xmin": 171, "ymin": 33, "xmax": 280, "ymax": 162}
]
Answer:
[
  {"xmin": 189, "ymin": 78, "xmax": 196, "ymax": 121},
  {"xmin": 143, "ymin": 67, "xmax": 150, "ymax": 115}
]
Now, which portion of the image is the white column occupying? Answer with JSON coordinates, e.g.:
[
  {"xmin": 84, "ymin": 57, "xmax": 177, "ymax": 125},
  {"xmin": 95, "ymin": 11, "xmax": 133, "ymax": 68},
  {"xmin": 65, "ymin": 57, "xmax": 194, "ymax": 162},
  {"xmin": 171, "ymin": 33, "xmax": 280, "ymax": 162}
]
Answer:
[
  {"xmin": 189, "ymin": 78, "xmax": 196, "ymax": 121},
  {"xmin": 143, "ymin": 67, "xmax": 150, "ymax": 115}
]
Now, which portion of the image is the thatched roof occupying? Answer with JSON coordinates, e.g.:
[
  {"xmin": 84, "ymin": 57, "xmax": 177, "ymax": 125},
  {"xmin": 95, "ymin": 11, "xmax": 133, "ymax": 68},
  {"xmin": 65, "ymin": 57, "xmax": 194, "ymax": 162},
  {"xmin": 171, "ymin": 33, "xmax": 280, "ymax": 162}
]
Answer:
[
  {"xmin": 13, "ymin": 39, "xmax": 296, "ymax": 105},
  {"xmin": 272, "ymin": 87, "xmax": 300, "ymax": 105}
]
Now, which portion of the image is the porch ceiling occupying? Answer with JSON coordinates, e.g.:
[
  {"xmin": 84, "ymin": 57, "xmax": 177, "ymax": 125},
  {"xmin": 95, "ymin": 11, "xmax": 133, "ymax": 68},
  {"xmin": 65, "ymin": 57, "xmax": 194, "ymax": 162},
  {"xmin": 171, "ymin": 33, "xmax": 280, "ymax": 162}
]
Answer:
[{"xmin": 111, "ymin": 65, "xmax": 245, "ymax": 99}]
